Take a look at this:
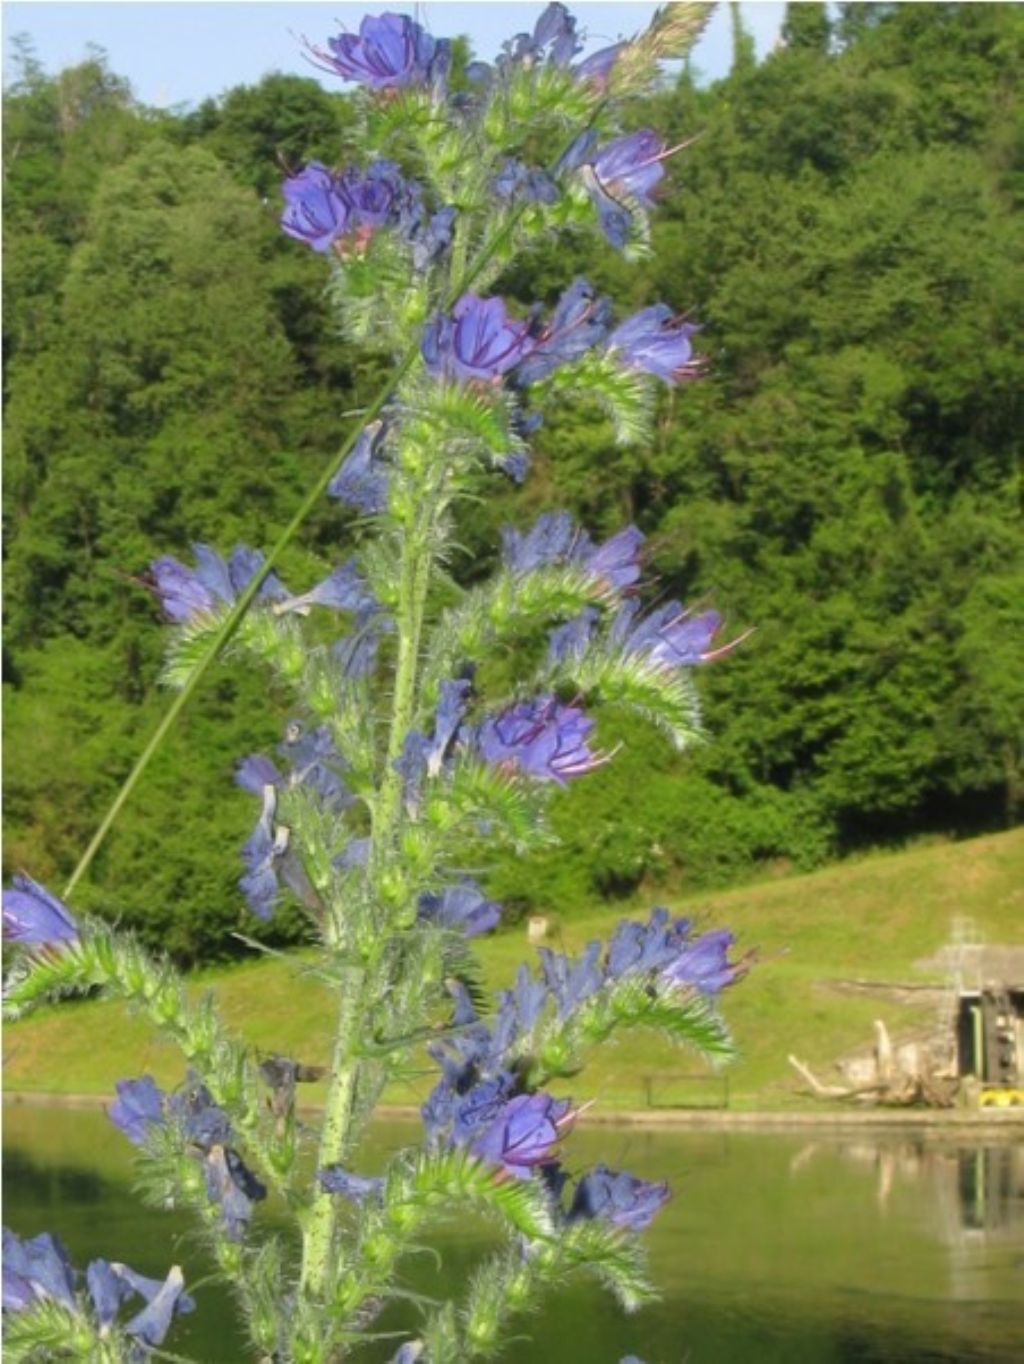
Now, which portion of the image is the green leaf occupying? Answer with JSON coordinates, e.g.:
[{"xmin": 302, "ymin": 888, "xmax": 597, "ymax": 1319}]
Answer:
[
  {"xmin": 539, "ymin": 350, "xmax": 655, "ymax": 447},
  {"xmin": 390, "ymin": 1147, "xmax": 556, "ymax": 1242},
  {"xmin": 558, "ymin": 1219, "xmax": 657, "ymax": 1312},
  {"xmin": 556, "ymin": 644, "xmax": 704, "ymax": 752},
  {"xmin": 1, "ymin": 1300, "xmax": 102, "ymax": 1362}
]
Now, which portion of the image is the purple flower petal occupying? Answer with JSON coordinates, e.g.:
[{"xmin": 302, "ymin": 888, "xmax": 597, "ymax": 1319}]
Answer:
[
  {"xmin": 471, "ymin": 1092, "xmax": 572, "ymax": 1177},
  {"xmin": 1, "ymin": 1229, "xmax": 76, "ymax": 1311},
  {"xmin": 661, "ymin": 928, "xmax": 746, "ymax": 995},
  {"xmin": 423, "ymin": 293, "xmax": 532, "ymax": 384},
  {"xmin": 571, "ymin": 1163, "xmax": 670, "ymax": 1231},
  {"xmin": 418, "ymin": 879, "xmax": 502, "ymax": 938},
  {"xmin": 2, "ymin": 876, "xmax": 78, "ymax": 946},
  {"xmin": 606, "ymin": 306, "xmax": 703, "ymax": 384},
  {"xmin": 309, "ymin": 13, "xmax": 446, "ymax": 89},
  {"xmin": 476, "ymin": 696, "xmax": 605, "ymax": 785},
  {"xmin": 109, "ymin": 1075, "xmax": 167, "ymax": 1146},
  {"xmin": 280, "ymin": 162, "xmax": 353, "ymax": 252}
]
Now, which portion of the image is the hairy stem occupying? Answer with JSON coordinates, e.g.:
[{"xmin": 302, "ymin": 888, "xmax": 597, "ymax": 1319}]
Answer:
[
  {"xmin": 298, "ymin": 966, "xmax": 365, "ymax": 1302},
  {"xmin": 61, "ymin": 355, "xmax": 417, "ymax": 901},
  {"xmin": 299, "ymin": 478, "xmax": 442, "ymax": 1315},
  {"xmin": 59, "ymin": 95, "xmax": 603, "ymax": 898}
]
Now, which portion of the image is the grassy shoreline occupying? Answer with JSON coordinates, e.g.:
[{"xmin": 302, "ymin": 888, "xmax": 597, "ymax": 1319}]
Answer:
[{"xmin": 5, "ymin": 830, "xmax": 1023, "ymax": 1113}]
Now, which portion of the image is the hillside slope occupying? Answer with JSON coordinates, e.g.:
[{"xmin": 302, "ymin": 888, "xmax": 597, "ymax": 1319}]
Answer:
[{"xmin": 5, "ymin": 831, "xmax": 1022, "ymax": 1111}]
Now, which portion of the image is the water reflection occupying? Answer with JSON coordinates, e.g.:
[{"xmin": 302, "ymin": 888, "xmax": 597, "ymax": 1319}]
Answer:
[
  {"xmin": 3, "ymin": 1104, "xmax": 1022, "ymax": 1363},
  {"xmin": 787, "ymin": 1135, "xmax": 1024, "ymax": 1238}
]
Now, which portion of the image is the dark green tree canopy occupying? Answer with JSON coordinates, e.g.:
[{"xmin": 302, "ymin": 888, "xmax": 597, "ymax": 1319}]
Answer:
[{"xmin": 4, "ymin": 8, "xmax": 1022, "ymax": 960}]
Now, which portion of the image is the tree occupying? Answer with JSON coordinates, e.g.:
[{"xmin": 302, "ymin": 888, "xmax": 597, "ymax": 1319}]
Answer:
[{"xmin": 781, "ymin": 2, "xmax": 832, "ymax": 55}]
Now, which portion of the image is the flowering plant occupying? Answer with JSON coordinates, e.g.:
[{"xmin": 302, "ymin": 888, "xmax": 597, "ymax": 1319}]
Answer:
[{"xmin": 3, "ymin": 6, "xmax": 750, "ymax": 1361}]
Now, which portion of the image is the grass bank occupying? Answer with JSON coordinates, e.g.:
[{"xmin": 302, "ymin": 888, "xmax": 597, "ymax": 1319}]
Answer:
[{"xmin": 5, "ymin": 830, "xmax": 1022, "ymax": 1113}]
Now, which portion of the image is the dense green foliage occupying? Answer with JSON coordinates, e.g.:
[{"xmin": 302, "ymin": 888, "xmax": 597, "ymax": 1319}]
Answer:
[{"xmin": 4, "ymin": 4, "xmax": 1022, "ymax": 961}]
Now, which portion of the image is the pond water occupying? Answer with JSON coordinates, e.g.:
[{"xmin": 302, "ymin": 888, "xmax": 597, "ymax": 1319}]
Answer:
[{"xmin": 4, "ymin": 1105, "xmax": 1023, "ymax": 1363}]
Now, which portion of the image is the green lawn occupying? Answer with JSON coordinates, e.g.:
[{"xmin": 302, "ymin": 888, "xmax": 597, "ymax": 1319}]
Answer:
[{"xmin": 6, "ymin": 830, "xmax": 1023, "ymax": 1112}]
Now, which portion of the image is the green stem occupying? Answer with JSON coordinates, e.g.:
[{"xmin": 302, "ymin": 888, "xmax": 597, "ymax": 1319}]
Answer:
[
  {"xmin": 61, "ymin": 100, "xmax": 605, "ymax": 902},
  {"xmin": 297, "ymin": 487, "xmax": 440, "ymax": 1311},
  {"xmin": 61, "ymin": 354, "xmax": 416, "ymax": 902},
  {"xmin": 297, "ymin": 966, "xmax": 365, "ymax": 1301}
]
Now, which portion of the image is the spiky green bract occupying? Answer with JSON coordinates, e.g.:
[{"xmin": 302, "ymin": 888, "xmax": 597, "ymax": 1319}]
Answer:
[
  {"xmin": 423, "ymin": 564, "xmax": 605, "ymax": 710},
  {"xmin": 439, "ymin": 759, "xmax": 552, "ymax": 854},
  {"xmin": 329, "ymin": 1148, "xmax": 556, "ymax": 1336},
  {"xmin": 453, "ymin": 1220, "xmax": 655, "ymax": 1359},
  {"xmin": 361, "ymin": 88, "xmax": 473, "ymax": 201},
  {"xmin": 552, "ymin": 640, "xmax": 704, "ymax": 751},
  {"xmin": 484, "ymin": 64, "xmax": 598, "ymax": 149},
  {"xmin": 538, "ymin": 349, "xmax": 656, "ymax": 446},
  {"xmin": 131, "ymin": 1120, "xmax": 247, "ymax": 1279},
  {"xmin": 1, "ymin": 1300, "xmax": 107, "ymax": 1364},
  {"xmin": 240, "ymin": 1239, "xmax": 288, "ymax": 1361},
  {"xmin": 326, "ymin": 234, "xmax": 430, "ymax": 355},
  {"xmin": 2, "ymin": 924, "xmax": 289, "ymax": 1185},
  {"xmin": 160, "ymin": 599, "xmax": 306, "ymax": 692},
  {"xmin": 554, "ymin": 1218, "xmax": 657, "ymax": 1311},
  {"xmin": 536, "ymin": 974, "xmax": 735, "ymax": 1084},
  {"xmin": 399, "ymin": 380, "xmax": 528, "ymax": 482},
  {"xmin": 609, "ymin": 1, "xmax": 716, "ymax": 95}
]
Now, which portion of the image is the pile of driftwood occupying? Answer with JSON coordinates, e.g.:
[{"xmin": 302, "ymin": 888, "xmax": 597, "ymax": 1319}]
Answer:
[{"xmin": 789, "ymin": 1020, "xmax": 958, "ymax": 1108}]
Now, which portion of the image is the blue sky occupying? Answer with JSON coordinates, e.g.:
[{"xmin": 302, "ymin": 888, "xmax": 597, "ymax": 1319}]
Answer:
[{"xmin": 3, "ymin": 2, "xmax": 785, "ymax": 109}]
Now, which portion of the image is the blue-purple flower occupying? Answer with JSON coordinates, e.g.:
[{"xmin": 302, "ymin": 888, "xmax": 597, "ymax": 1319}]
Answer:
[
  {"xmin": 275, "ymin": 558, "xmax": 377, "ymax": 618},
  {"xmin": 539, "ymin": 942, "xmax": 603, "ymax": 1018},
  {"xmin": 107, "ymin": 1074, "xmax": 264, "ymax": 1242},
  {"xmin": 203, "ymin": 1146, "xmax": 268, "ymax": 1242},
  {"xmin": 570, "ymin": 1163, "xmax": 670, "ymax": 1231},
  {"xmin": 661, "ymin": 928, "xmax": 746, "ymax": 995},
  {"xmin": 280, "ymin": 162, "xmax": 353, "ymax": 252},
  {"xmin": 109, "ymin": 1075, "xmax": 166, "ymax": 1146},
  {"xmin": 593, "ymin": 130, "xmax": 669, "ymax": 208},
  {"xmin": 150, "ymin": 544, "xmax": 287, "ymax": 624},
  {"xmin": 476, "ymin": 696, "xmax": 606, "ymax": 785},
  {"xmin": 2, "ymin": 875, "xmax": 78, "ymax": 945},
  {"xmin": 605, "ymin": 908, "xmax": 747, "ymax": 997},
  {"xmin": 2, "ymin": 1227, "xmax": 193, "ymax": 1350},
  {"xmin": 236, "ymin": 723, "xmax": 351, "ymax": 918},
  {"xmin": 586, "ymin": 525, "xmax": 646, "ymax": 592},
  {"xmin": 239, "ymin": 784, "xmax": 287, "ymax": 921},
  {"xmin": 606, "ymin": 306, "xmax": 703, "ymax": 384},
  {"xmin": 282, "ymin": 160, "xmax": 429, "ymax": 257},
  {"xmin": 166, "ymin": 1074, "xmax": 234, "ymax": 1150},
  {"xmin": 501, "ymin": 512, "xmax": 644, "ymax": 592},
  {"xmin": 528, "ymin": 2, "xmax": 582, "ymax": 66},
  {"xmin": 340, "ymin": 159, "xmax": 404, "ymax": 227},
  {"xmin": 319, "ymin": 1165, "xmax": 385, "ymax": 1202},
  {"xmin": 501, "ymin": 511, "xmax": 578, "ymax": 574},
  {"xmin": 395, "ymin": 676, "xmax": 472, "ymax": 805},
  {"xmin": 235, "ymin": 753, "xmax": 281, "ymax": 796},
  {"xmin": 485, "ymin": 3, "xmax": 581, "ymax": 72},
  {"xmin": 108, "ymin": 1072, "xmax": 234, "ymax": 1151},
  {"xmin": 418, "ymin": 879, "xmax": 502, "ymax": 938},
  {"xmin": 573, "ymin": 42, "xmax": 625, "ymax": 87},
  {"xmin": 606, "ymin": 907, "xmax": 690, "ymax": 979},
  {"xmin": 307, "ymin": 13, "xmax": 448, "ymax": 89},
  {"xmin": 611, "ymin": 601, "xmax": 747, "ymax": 668},
  {"xmin": 88, "ymin": 1260, "xmax": 194, "ymax": 1348},
  {"xmin": 513, "ymin": 278, "xmax": 613, "ymax": 387},
  {"xmin": 422, "ymin": 294, "xmax": 532, "ymax": 384},
  {"xmin": 329, "ymin": 422, "xmax": 390, "ymax": 514},
  {"xmin": 2, "ymin": 1227, "xmax": 76, "ymax": 1311},
  {"xmin": 578, "ymin": 129, "xmax": 682, "ymax": 246},
  {"xmin": 471, "ymin": 1092, "xmax": 575, "ymax": 1177},
  {"xmin": 492, "ymin": 159, "xmax": 559, "ymax": 206},
  {"xmin": 548, "ymin": 607, "xmax": 599, "ymax": 666},
  {"xmin": 408, "ymin": 204, "xmax": 458, "ymax": 272}
]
